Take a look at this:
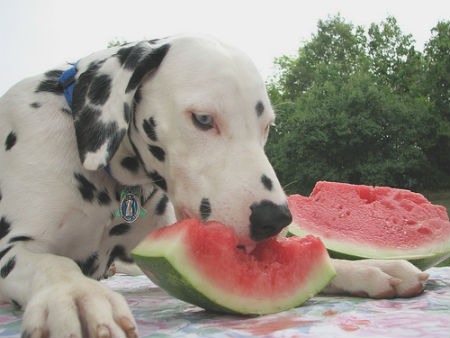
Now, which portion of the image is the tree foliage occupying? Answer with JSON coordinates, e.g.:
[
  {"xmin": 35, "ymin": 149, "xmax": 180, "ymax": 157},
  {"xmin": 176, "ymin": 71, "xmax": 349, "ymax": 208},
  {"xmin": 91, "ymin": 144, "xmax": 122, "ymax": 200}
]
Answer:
[
  {"xmin": 107, "ymin": 38, "xmax": 129, "ymax": 48},
  {"xmin": 267, "ymin": 15, "xmax": 450, "ymax": 194},
  {"xmin": 423, "ymin": 21, "xmax": 450, "ymax": 175}
]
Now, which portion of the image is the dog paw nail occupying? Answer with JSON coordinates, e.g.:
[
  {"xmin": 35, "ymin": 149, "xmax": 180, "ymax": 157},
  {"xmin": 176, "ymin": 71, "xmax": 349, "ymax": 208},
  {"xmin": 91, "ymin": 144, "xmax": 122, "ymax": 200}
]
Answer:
[
  {"xmin": 117, "ymin": 317, "xmax": 137, "ymax": 338},
  {"xmin": 419, "ymin": 272, "xmax": 429, "ymax": 282},
  {"xmin": 96, "ymin": 324, "xmax": 110, "ymax": 338}
]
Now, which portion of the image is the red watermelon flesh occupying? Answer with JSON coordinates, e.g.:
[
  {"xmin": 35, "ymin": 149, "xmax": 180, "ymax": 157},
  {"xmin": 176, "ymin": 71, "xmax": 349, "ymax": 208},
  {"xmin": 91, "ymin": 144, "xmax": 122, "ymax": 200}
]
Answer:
[
  {"xmin": 184, "ymin": 221, "xmax": 327, "ymax": 298},
  {"xmin": 287, "ymin": 181, "xmax": 450, "ymax": 265},
  {"xmin": 133, "ymin": 219, "xmax": 335, "ymax": 314}
]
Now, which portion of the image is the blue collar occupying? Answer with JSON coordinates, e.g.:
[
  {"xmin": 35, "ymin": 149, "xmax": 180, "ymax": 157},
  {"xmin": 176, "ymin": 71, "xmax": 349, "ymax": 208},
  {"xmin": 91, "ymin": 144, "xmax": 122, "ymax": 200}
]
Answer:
[{"xmin": 58, "ymin": 61, "xmax": 79, "ymax": 107}]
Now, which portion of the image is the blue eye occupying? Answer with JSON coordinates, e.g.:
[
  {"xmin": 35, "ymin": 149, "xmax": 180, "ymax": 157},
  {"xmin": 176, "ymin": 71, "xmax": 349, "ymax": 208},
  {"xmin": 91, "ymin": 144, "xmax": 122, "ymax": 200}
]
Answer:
[{"xmin": 192, "ymin": 113, "xmax": 214, "ymax": 131}]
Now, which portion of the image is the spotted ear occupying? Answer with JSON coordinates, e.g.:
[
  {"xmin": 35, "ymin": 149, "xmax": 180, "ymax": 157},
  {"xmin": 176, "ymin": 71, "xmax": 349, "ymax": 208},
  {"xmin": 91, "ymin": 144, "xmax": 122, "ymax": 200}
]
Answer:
[{"xmin": 71, "ymin": 41, "xmax": 171, "ymax": 171}]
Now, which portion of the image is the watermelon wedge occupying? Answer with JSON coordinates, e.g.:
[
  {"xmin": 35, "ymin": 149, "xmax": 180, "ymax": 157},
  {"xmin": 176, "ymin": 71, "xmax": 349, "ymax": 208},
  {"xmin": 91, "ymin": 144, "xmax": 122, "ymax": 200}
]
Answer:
[
  {"xmin": 287, "ymin": 181, "xmax": 450, "ymax": 269},
  {"xmin": 132, "ymin": 219, "xmax": 335, "ymax": 315}
]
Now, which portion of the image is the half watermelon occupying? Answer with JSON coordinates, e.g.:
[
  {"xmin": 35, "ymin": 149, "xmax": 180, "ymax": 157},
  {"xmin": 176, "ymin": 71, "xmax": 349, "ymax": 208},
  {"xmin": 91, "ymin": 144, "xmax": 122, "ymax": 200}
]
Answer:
[
  {"xmin": 287, "ymin": 181, "xmax": 450, "ymax": 269},
  {"xmin": 132, "ymin": 219, "xmax": 335, "ymax": 315}
]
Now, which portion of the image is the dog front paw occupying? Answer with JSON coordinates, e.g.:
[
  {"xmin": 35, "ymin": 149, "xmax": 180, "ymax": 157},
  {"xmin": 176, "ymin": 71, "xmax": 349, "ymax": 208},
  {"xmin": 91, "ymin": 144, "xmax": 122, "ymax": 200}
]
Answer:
[
  {"xmin": 359, "ymin": 259, "xmax": 429, "ymax": 298},
  {"xmin": 325, "ymin": 259, "xmax": 429, "ymax": 299},
  {"xmin": 22, "ymin": 278, "xmax": 137, "ymax": 338}
]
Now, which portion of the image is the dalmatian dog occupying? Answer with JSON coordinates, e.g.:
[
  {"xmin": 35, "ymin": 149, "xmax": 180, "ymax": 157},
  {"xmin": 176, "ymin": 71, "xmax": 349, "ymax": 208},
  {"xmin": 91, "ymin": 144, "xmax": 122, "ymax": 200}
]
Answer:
[{"xmin": 0, "ymin": 35, "xmax": 428, "ymax": 337}]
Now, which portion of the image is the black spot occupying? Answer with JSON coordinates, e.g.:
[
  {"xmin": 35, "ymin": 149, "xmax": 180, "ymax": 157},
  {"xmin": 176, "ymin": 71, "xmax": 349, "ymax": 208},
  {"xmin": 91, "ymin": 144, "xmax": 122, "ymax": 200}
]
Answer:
[
  {"xmin": 11, "ymin": 299, "xmax": 21, "ymax": 308},
  {"xmin": 106, "ymin": 129, "xmax": 127, "ymax": 165},
  {"xmin": 199, "ymin": 198, "xmax": 212, "ymax": 222},
  {"xmin": 1, "ymin": 256, "xmax": 16, "ymax": 278},
  {"xmin": 61, "ymin": 107, "xmax": 72, "ymax": 115},
  {"xmin": 74, "ymin": 173, "xmax": 97, "ymax": 202},
  {"xmin": 97, "ymin": 190, "xmax": 111, "ymax": 206},
  {"xmin": 116, "ymin": 43, "xmax": 151, "ymax": 70},
  {"xmin": 5, "ymin": 132, "xmax": 17, "ymax": 151},
  {"xmin": 0, "ymin": 217, "xmax": 11, "ymax": 240},
  {"xmin": 255, "ymin": 101, "xmax": 265, "ymax": 117},
  {"xmin": 109, "ymin": 223, "xmax": 131, "ymax": 236},
  {"xmin": 88, "ymin": 74, "xmax": 112, "ymax": 106},
  {"xmin": 148, "ymin": 171, "xmax": 167, "ymax": 191},
  {"xmin": 35, "ymin": 70, "xmax": 64, "ymax": 95},
  {"xmin": 71, "ymin": 60, "xmax": 104, "ymax": 113},
  {"xmin": 74, "ymin": 105, "xmax": 126, "ymax": 166},
  {"xmin": 261, "ymin": 174, "xmax": 273, "ymax": 191},
  {"xmin": 126, "ymin": 44, "xmax": 171, "ymax": 93},
  {"xmin": 156, "ymin": 195, "xmax": 169, "ymax": 215},
  {"xmin": 30, "ymin": 102, "xmax": 41, "ymax": 109},
  {"xmin": 148, "ymin": 145, "xmax": 165, "ymax": 162},
  {"xmin": 143, "ymin": 117, "xmax": 157, "ymax": 141},
  {"xmin": 8, "ymin": 236, "xmax": 33, "ymax": 244},
  {"xmin": 123, "ymin": 102, "xmax": 131, "ymax": 123},
  {"xmin": 45, "ymin": 69, "xmax": 64, "ymax": 78},
  {"xmin": 0, "ymin": 246, "xmax": 12, "ymax": 261},
  {"xmin": 107, "ymin": 245, "xmax": 133, "ymax": 270},
  {"xmin": 76, "ymin": 253, "xmax": 99, "ymax": 276},
  {"xmin": 120, "ymin": 156, "xmax": 140, "ymax": 173},
  {"xmin": 74, "ymin": 104, "xmax": 100, "ymax": 137},
  {"xmin": 115, "ymin": 45, "xmax": 136, "ymax": 68}
]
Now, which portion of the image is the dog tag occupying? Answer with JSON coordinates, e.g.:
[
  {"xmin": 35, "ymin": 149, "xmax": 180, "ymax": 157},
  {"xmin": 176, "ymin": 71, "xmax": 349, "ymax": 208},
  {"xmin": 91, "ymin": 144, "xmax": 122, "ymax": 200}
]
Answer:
[{"xmin": 116, "ymin": 187, "xmax": 147, "ymax": 223}]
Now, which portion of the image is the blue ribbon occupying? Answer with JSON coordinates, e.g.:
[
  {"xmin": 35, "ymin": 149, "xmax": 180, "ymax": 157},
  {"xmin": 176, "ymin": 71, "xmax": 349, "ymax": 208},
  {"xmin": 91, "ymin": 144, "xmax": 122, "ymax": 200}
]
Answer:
[{"xmin": 58, "ymin": 61, "xmax": 79, "ymax": 107}]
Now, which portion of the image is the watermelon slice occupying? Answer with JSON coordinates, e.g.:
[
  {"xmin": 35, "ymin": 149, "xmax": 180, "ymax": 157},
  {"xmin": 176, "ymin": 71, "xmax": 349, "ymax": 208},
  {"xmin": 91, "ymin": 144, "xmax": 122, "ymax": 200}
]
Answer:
[
  {"xmin": 287, "ymin": 181, "xmax": 450, "ymax": 269},
  {"xmin": 132, "ymin": 219, "xmax": 335, "ymax": 315}
]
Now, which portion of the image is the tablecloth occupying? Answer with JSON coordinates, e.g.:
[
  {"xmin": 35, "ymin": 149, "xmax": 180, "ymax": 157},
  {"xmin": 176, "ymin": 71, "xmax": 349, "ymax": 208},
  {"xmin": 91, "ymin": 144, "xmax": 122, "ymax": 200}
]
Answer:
[{"xmin": 0, "ymin": 267, "xmax": 449, "ymax": 337}]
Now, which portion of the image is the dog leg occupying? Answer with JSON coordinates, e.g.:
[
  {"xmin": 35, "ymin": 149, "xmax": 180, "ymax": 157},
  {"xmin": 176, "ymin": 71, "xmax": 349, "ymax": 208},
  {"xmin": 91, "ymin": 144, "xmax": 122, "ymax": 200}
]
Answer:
[
  {"xmin": 323, "ymin": 259, "xmax": 429, "ymax": 298},
  {"xmin": 0, "ymin": 244, "xmax": 137, "ymax": 338}
]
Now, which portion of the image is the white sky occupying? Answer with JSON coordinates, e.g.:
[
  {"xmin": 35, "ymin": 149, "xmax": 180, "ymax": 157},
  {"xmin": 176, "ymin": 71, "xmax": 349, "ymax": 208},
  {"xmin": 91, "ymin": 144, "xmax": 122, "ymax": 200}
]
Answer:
[{"xmin": 0, "ymin": 0, "xmax": 449, "ymax": 95}]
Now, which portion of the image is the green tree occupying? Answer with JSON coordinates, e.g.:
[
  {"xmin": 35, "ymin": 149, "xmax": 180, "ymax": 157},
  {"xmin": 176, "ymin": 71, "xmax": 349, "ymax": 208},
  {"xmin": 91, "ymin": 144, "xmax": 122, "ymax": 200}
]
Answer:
[
  {"xmin": 425, "ymin": 21, "xmax": 450, "ymax": 118},
  {"xmin": 107, "ymin": 38, "xmax": 129, "ymax": 48},
  {"xmin": 266, "ymin": 15, "xmax": 442, "ymax": 194},
  {"xmin": 422, "ymin": 21, "xmax": 450, "ymax": 181},
  {"xmin": 271, "ymin": 15, "xmax": 367, "ymax": 102}
]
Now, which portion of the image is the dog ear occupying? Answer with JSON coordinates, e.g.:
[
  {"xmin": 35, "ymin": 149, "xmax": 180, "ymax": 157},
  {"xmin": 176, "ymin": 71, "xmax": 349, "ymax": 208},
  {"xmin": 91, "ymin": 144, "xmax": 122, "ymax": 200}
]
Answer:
[{"xmin": 71, "ymin": 41, "xmax": 171, "ymax": 171}]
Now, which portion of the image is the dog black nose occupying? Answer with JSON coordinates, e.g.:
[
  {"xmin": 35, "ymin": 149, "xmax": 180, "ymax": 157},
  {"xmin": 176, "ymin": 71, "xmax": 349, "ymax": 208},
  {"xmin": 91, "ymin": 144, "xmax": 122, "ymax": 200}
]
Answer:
[{"xmin": 249, "ymin": 200, "xmax": 292, "ymax": 241}]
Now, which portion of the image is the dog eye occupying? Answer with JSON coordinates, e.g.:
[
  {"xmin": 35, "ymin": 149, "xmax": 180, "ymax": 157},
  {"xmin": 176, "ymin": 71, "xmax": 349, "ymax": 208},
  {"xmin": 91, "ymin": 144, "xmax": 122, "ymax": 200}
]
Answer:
[{"xmin": 192, "ymin": 113, "xmax": 214, "ymax": 131}]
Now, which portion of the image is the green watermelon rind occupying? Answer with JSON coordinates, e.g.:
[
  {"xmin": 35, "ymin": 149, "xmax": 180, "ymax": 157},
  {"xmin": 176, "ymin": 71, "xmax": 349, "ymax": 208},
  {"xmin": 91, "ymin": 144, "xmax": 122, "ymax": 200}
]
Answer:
[
  {"xmin": 132, "ymin": 255, "xmax": 235, "ymax": 314},
  {"xmin": 287, "ymin": 222, "xmax": 450, "ymax": 270},
  {"xmin": 132, "ymin": 229, "xmax": 336, "ymax": 315},
  {"xmin": 327, "ymin": 249, "xmax": 450, "ymax": 270}
]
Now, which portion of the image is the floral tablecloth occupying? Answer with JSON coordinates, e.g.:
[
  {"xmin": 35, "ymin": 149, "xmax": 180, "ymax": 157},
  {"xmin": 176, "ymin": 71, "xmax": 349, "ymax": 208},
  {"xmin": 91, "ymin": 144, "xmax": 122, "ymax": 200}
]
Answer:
[{"xmin": 1, "ymin": 267, "xmax": 449, "ymax": 337}]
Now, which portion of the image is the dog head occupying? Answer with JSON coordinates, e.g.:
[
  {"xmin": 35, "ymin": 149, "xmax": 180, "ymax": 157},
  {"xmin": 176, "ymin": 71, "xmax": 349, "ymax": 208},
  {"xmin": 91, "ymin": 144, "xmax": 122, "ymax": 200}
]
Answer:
[{"xmin": 71, "ymin": 35, "xmax": 291, "ymax": 246}]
